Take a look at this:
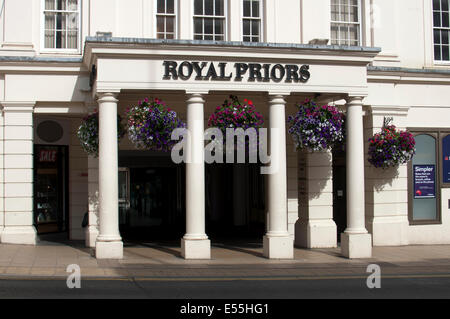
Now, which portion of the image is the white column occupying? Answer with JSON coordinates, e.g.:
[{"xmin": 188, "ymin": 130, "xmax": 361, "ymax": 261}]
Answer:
[
  {"xmin": 295, "ymin": 149, "xmax": 337, "ymax": 248},
  {"xmin": 0, "ymin": 108, "xmax": 3, "ymax": 238},
  {"xmin": 181, "ymin": 93, "xmax": 211, "ymax": 259},
  {"xmin": 95, "ymin": 93, "xmax": 123, "ymax": 259},
  {"xmin": 0, "ymin": 102, "xmax": 37, "ymax": 245},
  {"xmin": 263, "ymin": 94, "xmax": 293, "ymax": 259},
  {"xmin": 85, "ymin": 155, "xmax": 99, "ymax": 248},
  {"xmin": 341, "ymin": 96, "xmax": 372, "ymax": 258}
]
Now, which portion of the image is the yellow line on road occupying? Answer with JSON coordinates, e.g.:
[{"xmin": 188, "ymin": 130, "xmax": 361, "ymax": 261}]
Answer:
[{"xmin": 1, "ymin": 273, "xmax": 450, "ymax": 282}]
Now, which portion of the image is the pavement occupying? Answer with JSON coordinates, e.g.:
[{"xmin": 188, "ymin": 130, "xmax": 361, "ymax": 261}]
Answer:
[{"xmin": 1, "ymin": 234, "xmax": 450, "ymax": 280}]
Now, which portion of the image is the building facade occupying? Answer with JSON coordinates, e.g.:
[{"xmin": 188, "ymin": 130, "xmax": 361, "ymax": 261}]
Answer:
[{"xmin": 0, "ymin": 0, "xmax": 449, "ymax": 259}]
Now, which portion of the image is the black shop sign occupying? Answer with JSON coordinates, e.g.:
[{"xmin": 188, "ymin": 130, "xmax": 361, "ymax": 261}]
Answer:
[{"xmin": 163, "ymin": 61, "xmax": 310, "ymax": 83}]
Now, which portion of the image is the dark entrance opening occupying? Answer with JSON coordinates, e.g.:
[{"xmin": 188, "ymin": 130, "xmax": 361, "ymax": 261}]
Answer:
[
  {"xmin": 33, "ymin": 145, "xmax": 69, "ymax": 235},
  {"xmin": 206, "ymin": 163, "xmax": 266, "ymax": 241},
  {"xmin": 332, "ymin": 149, "xmax": 347, "ymax": 242},
  {"xmin": 118, "ymin": 151, "xmax": 185, "ymax": 242}
]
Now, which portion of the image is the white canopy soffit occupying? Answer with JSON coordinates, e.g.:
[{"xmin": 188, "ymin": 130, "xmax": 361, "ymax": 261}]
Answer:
[{"xmin": 83, "ymin": 37, "xmax": 381, "ymax": 97}]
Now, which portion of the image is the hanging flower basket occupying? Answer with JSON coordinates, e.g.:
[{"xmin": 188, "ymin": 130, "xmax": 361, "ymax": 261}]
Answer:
[
  {"xmin": 208, "ymin": 95, "xmax": 264, "ymax": 132},
  {"xmin": 77, "ymin": 111, "xmax": 126, "ymax": 157},
  {"xmin": 287, "ymin": 99, "xmax": 345, "ymax": 152},
  {"xmin": 368, "ymin": 125, "xmax": 415, "ymax": 169},
  {"xmin": 207, "ymin": 95, "xmax": 264, "ymax": 152},
  {"xmin": 125, "ymin": 97, "xmax": 186, "ymax": 152}
]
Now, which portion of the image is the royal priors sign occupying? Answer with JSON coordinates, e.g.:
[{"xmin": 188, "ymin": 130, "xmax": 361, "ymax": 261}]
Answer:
[{"xmin": 163, "ymin": 61, "xmax": 310, "ymax": 83}]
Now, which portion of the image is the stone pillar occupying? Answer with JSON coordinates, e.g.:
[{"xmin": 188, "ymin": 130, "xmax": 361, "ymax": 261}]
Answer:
[
  {"xmin": 85, "ymin": 155, "xmax": 99, "ymax": 248},
  {"xmin": 95, "ymin": 93, "xmax": 123, "ymax": 259},
  {"xmin": 341, "ymin": 96, "xmax": 372, "ymax": 258},
  {"xmin": 0, "ymin": 108, "xmax": 3, "ymax": 239},
  {"xmin": 181, "ymin": 93, "xmax": 211, "ymax": 259},
  {"xmin": 263, "ymin": 94, "xmax": 293, "ymax": 259},
  {"xmin": 0, "ymin": 102, "xmax": 37, "ymax": 245},
  {"xmin": 295, "ymin": 150, "xmax": 337, "ymax": 248}
]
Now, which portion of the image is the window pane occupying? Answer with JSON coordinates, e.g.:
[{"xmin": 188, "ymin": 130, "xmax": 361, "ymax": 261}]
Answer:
[
  {"xmin": 412, "ymin": 134, "xmax": 438, "ymax": 221},
  {"xmin": 443, "ymin": 45, "xmax": 450, "ymax": 60},
  {"xmin": 56, "ymin": 0, "xmax": 66, "ymax": 10},
  {"xmin": 205, "ymin": 35, "xmax": 213, "ymax": 40},
  {"xmin": 67, "ymin": 31, "xmax": 77, "ymax": 49},
  {"xmin": 434, "ymin": 12, "xmax": 441, "ymax": 27},
  {"xmin": 442, "ymin": 0, "xmax": 449, "ymax": 11},
  {"xmin": 349, "ymin": 25, "xmax": 359, "ymax": 41},
  {"xmin": 205, "ymin": 0, "xmax": 214, "ymax": 15},
  {"xmin": 45, "ymin": 13, "xmax": 56, "ymax": 30},
  {"xmin": 194, "ymin": 18, "xmax": 203, "ymax": 34},
  {"xmin": 157, "ymin": 16, "xmax": 165, "ymax": 33},
  {"xmin": 45, "ymin": 30, "xmax": 54, "ymax": 48},
  {"xmin": 157, "ymin": 0, "xmax": 165, "ymax": 13},
  {"xmin": 214, "ymin": 19, "xmax": 223, "ymax": 35},
  {"xmin": 194, "ymin": 34, "xmax": 203, "ymax": 40},
  {"xmin": 166, "ymin": 33, "xmax": 174, "ymax": 39},
  {"xmin": 45, "ymin": 0, "xmax": 55, "ymax": 10},
  {"xmin": 215, "ymin": 0, "xmax": 224, "ymax": 15},
  {"xmin": 243, "ymin": 36, "xmax": 251, "ymax": 42},
  {"xmin": 243, "ymin": 19, "xmax": 250, "ymax": 35},
  {"xmin": 434, "ymin": 0, "xmax": 441, "ymax": 10},
  {"xmin": 443, "ymin": 12, "xmax": 449, "ymax": 27},
  {"xmin": 244, "ymin": 0, "xmax": 251, "ymax": 17},
  {"xmin": 435, "ymin": 44, "xmax": 442, "ymax": 60},
  {"xmin": 331, "ymin": 4, "xmax": 339, "ymax": 21},
  {"xmin": 68, "ymin": 12, "xmax": 78, "ymax": 30},
  {"xmin": 350, "ymin": 5, "xmax": 359, "ymax": 22},
  {"xmin": 205, "ymin": 18, "xmax": 213, "ymax": 34},
  {"xmin": 341, "ymin": 3, "xmax": 349, "ymax": 22},
  {"xmin": 252, "ymin": 0, "xmax": 260, "ymax": 17},
  {"xmin": 194, "ymin": 0, "xmax": 203, "ymax": 15},
  {"xmin": 167, "ymin": 0, "xmax": 175, "ymax": 14},
  {"xmin": 251, "ymin": 20, "xmax": 260, "ymax": 36},
  {"xmin": 434, "ymin": 29, "xmax": 442, "ymax": 44},
  {"xmin": 443, "ymin": 30, "xmax": 449, "ymax": 44},
  {"xmin": 68, "ymin": 0, "xmax": 78, "ymax": 11},
  {"xmin": 166, "ymin": 17, "xmax": 174, "ymax": 33}
]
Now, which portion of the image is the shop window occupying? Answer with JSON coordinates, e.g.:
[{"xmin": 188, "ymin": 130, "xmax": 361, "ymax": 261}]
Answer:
[
  {"xmin": 433, "ymin": 0, "xmax": 450, "ymax": 61},
  {"xmin": 156, "ymin": 0, "xmax": 177, "ymax": 39},
  {"xmin": 330, "ymin": 0, "xmax": 361, "ymax": 46},
  {"xmin": 42, "ymin": 0, "xmax": 81, "ymax": 50},
  {"xmin": 243, "ymin": 0, "xmax": 262, "ymax": 42},
  {"xmin": 193, "ymin": 0, "xmax": 226, "ymax": 40}
]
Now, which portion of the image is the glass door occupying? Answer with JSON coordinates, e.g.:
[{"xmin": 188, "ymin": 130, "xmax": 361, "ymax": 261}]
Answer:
[{"xmin": 118, "ymin": 168, "xmax": 130, "ymax": 228}]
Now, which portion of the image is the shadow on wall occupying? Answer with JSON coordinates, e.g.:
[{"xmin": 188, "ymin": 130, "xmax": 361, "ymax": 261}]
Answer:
[
  {"xmin": 299, "ymin": 150, "xmax": 333, "ymax": 200},
  {"xmin": 370, "ymin": 166, "xmax": 400, "ymax": 192}
]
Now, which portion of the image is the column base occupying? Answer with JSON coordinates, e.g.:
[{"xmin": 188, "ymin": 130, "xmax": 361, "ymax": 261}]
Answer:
[
  {"xmin": 1, "ymin": 226, "xmax": 37, "ymax": 245},
  {"xmin": 263, "ymin": 235, "xmax": 294, "ymax": 259},
  {"xmin": 95, "ymin": 240, "xmax": 123, "ymax": 259},
  {"xmin": 181, "ymin": 238, "xmax": 211, "ymax": 259},
  {"xmin": 295, "ymin": 219, "xmax": 337, "ymax": 248},
  {"xmin": 85, "ymin": 226, "xmax": 99, "ymax": 248},
  {"xmin": 370, "ymin": 216, "xmax": 409, "ymax": 246},
  {"xmin": 341, "ymin": 232, "xmax": 372, "ymax": 259}
]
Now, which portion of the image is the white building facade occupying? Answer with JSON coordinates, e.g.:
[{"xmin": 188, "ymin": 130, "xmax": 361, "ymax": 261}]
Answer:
[{"xmin": 0, "ymin": 0, "xmax": 449, "ymax": 259}]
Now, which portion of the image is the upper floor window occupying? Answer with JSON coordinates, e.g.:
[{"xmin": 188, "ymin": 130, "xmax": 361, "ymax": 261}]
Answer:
[
  {"xmin": 330, "ymin": 0, "xmax": 361, "ymax": 46},
  {"xmin": 43, "ymin": 0, "xmax": 81, "ymax": 50},
  {"xmin": 433, "ymin": 0, "xmax": 450, "ymax": 61},
  {"xmin": 194, "ymin": 0, "xmax": 226, "ymax": 40},
  {"xmin": 243, "ymin": 0, "xmax": 262, "ymax": 42},
  {"xmin": 156, "ymin": 0, "xmax": 177, "ymax": 39}
]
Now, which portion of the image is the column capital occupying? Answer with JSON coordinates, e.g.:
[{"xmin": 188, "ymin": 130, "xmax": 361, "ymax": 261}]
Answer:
[
  {"xmin": 96, "ymin": 92, "xmax": 119, "ymax": 103},
  {"xmin": 268, "ymin": 94, "xmax": 287, "ymax": 106},
  {"xmin": 186, "ymin": 92, "xmax": 206, "ymax": 104},
  {"xmin": 345, "ymin": 95, "xmax": 366, "ymax": 104}
]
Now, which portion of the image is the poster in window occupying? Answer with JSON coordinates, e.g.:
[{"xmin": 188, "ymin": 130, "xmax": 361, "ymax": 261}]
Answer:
[
  {"xmin": 443, "ymin": 135, "xmax": 450, "ymax": 183},
  {"xmin": 413, "ymin": 165, "xmax": 436, "ymax": 198}
]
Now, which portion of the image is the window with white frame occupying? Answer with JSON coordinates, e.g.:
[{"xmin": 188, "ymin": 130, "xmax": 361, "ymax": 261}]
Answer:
[
  {"xmin": 43, "ymin": 0, "xmax": 80, "ymax": 50},
  {"xmin": 193, "ymin": 0, "xmax": 226, "ymax": 40},
  {"xmin": 156, "ymin": 0, "xmax": 177, "ymax": 39},
  {"xmin": 243, "ymin": 0, "xmax": 262, "ymax": 42},
  {"xmin": 433, "ymin": 0, "xmax": 450, "ymax": 61},
  {"xmin": 330, "ymin": 0, "xmax": 361, "ymax": 46}
]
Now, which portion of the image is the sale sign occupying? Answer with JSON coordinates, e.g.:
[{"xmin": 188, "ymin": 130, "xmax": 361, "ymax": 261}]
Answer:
[
  {"xmin": 413, "ymin": 165, "xmax": 436, "ymax": 198},
  {"xmin": 39, "ymin": 149, "xmax": 57, "ymax": 163}
]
